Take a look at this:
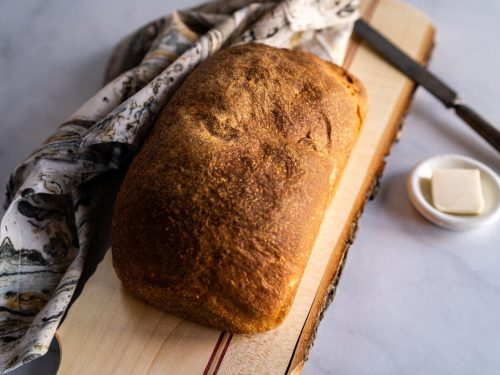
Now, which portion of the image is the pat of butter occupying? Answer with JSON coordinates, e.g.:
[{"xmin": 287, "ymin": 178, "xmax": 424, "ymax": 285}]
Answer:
[{"xmin": 431, "ymin": 168, "xmax": 484, "ymax": 215}]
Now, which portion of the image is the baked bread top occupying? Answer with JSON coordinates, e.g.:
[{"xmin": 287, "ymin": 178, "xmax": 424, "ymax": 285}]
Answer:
[{"xmin": 112, "ymin": 43, "xmax": 367, "ymax": 333}]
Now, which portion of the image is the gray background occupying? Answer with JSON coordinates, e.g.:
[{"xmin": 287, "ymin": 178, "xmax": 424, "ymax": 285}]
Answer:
[{"xmin": 1, "ymin": 0, "xmax": 499, "ymax": 374}]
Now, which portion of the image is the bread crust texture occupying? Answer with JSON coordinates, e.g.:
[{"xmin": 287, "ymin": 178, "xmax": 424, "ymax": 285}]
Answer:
[{"xmin": 112, "ymin": 43, "xmax": 367, "ymax": 333}]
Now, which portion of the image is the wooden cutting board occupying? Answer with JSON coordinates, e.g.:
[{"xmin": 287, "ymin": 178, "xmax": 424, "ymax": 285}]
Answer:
[{"xmin": 56, "ymin": 0, "xmax": 434, "ymax": 373}]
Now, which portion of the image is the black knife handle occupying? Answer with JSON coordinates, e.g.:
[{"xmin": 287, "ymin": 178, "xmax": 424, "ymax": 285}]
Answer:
[{"xmin": 453, "ymin": 103, "xmax": 500, "ymax": 153}]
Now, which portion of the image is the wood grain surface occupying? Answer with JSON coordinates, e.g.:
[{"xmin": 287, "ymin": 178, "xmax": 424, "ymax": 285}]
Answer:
[{"xmin": 56, "ymin": 0, "xmax": 435, "ymax": 373}]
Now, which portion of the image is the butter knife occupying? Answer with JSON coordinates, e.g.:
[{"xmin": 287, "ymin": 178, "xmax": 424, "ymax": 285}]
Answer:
[{"xmin": 354, "ymin": 19, "xmax": 500, "ymax": 153}]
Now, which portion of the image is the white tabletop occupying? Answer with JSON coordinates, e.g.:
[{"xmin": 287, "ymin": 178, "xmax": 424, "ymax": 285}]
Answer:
[{"xmin": 1, "ymin": 0, "xmax": 499, "ymax": 374}]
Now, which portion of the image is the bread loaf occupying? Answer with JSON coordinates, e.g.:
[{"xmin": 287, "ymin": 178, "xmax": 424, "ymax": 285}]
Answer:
[{"xmin": 111, "ymin": 43, "xmax": 367, "ymax": 333}]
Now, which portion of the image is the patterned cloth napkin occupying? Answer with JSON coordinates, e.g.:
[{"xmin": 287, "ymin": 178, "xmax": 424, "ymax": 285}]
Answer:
[{"xmin": 0, "ymin": 0, "xmax": 358, "ymax": 372}]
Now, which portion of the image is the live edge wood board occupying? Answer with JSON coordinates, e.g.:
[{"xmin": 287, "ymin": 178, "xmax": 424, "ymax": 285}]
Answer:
[{"xmin": 56, "ymin": 0, "xmax": 435, "ymax": 373}]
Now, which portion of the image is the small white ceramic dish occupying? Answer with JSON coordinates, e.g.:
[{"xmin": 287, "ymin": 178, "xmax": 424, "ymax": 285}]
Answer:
[{"xmin": 407, "ymin": 154, "xmax": 500, "ymax": 230}]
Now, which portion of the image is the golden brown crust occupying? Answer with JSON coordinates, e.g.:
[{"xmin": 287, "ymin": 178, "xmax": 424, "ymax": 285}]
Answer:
[{"xmin": 111, "ymin": 43, "xmax": 366, "ymax": 333}]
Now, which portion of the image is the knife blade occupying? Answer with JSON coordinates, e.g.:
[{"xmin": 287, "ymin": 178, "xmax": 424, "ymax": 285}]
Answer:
[{"xmin": 353, "ymin": 19, "xmax": 500, "ymax": 153}]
